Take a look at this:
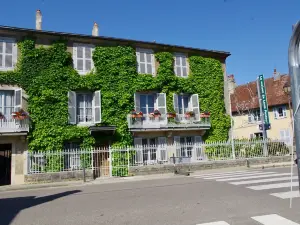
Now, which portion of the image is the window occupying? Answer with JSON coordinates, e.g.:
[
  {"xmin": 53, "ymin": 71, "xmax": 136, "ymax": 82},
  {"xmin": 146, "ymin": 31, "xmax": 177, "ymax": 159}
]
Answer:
[
  {"xmin": 136, "ymin": 48, "xmax": 155, "ymax": 75},
  {"xmin": 173, "ymin": 94, "xmax": 200, "ymax": 121},
  {"xmin": 134, "ymin": 137, "xmax": 167, "ymax": 164},
  {"xmin": 174, "ymin": 136, "xmax": 202, "ymax": 159},
  {"xmin": 274, "ymin": 106, "xmax": 287, "ymax": 119},
  {"xmin": 68, "ymin": 90, "xmax": 101, "ymax": 125},
  {"xmin": 77, "ymin": 93, "xmax": 93, "ymax": 123},
  {"xmin": 174, "ymin": 53, "xmax": 188, "ymax": 77},
  {"xmin": 0, "ymin": 38, "xmax": 17, "ymax": 71},
  {"xmin": 279, "ymin": 129, "xmax": 291, "ymax": 145},
  {"xmin": 64, "ymin": 143, "xmax": 81, "ymax": 170},
  {"xmin": 73, "ymin": 43, "xmax": 94, "ymax": 74},
  {"xmin": 250, "ymin": 132, "xmax": 263, "ymax": 139},
  {"xmin": 140, "ymin": 94, "xmax": 155, "ymax": 115},
  {"xmin": 248, "ymin": 110, "xmax": 261, "ymax": 123},
  {"xmin": 0, "ymin": 89, "xmax": 22, "ymax": 120},
  {"xmin": 134, "ymin": 93, "xmax": 167, "ymax": 116}
]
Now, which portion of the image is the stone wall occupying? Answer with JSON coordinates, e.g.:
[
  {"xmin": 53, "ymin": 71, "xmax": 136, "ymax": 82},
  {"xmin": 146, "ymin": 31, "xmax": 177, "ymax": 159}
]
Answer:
[
  {"xmin": 129, "ymin": 156, "xmax": 291, "ymax": 176},
  {"xmin": 25, "ymin": 170, "xmax": 93, "ymax": 183}
]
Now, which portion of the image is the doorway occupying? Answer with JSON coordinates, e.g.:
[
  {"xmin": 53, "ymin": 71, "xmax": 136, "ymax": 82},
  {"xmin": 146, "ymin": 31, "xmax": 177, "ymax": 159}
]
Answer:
[{"xmin": 0, "ymin": 144, "xmax": 12, "ymax": 186}]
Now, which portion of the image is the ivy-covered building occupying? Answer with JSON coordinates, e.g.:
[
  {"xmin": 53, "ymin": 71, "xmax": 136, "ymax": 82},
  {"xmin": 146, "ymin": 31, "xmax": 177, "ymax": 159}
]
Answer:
[{"xmin": 0, "ymin": 10, "xmax": 231, "ymax": 185}]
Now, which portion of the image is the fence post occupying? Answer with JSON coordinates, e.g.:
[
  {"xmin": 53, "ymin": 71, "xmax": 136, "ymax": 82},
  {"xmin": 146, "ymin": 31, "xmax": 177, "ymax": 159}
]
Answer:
[
  {"xmin": 82, "ymin": 149, "xmax": 86, "ymax": 182},
  {"xmin": 127, "ymin": 146, "xmax": 130, "ymax": 176},
  {"xmin": 231, "ymin": 139, "xmax": 236, "ymax": 159},
  {"xmin": 109, "ymin": 146, "xmax": 112, "ymax": 177}
]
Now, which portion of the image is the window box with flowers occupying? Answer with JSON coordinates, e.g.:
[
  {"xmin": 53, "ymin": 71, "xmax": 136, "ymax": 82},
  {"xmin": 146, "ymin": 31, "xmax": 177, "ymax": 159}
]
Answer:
[
  {"xmin": 184, "ymin": 111, "xmax": 195, "ymax": 119},
  {"xmin": 12, "ymin": 109, "xmax": 29, "ymax": 120},
  {"xmin": 200, "ymin": 111, "xmax": 210, "ymax": 118},
  {"xmin": 131, "ymin": 110, "xmax": 143, "ymax": 118},
  {"xmin": 149, "ymin": 110, "xmax": 161, "ymax": 121}
]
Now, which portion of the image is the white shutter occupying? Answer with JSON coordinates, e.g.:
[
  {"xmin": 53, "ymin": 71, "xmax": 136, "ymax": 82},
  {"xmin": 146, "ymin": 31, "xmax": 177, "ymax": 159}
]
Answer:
[
  {"xmin": 12, "ymin": 43, "xmax": 17, "ymax": 68},
  {"xmin": 158, "ymin": 137, "xmax": 167, "ymax": 161},
  {"xmin": 134, "ymin": 138, "xmax": 143, "ymax": 164},
  {"xmin": 136, "ymin": 51, "xmax": 140, "ymax": 73},
  {"xmin": 134, "ymin": 93, "xmax": 140, "ymax": 112},
  {"xmin": 193, "ymin": 136, "xmax": 203, "ymax": 160},
  {"xmin": 285, "ymin": 129, "xmax": 291, "ymax": 145},
  {"xmin": 173, "ymin": 94, "xmax": 179, "ymax": 114},
  {"xmin": 14, "ymin": 89, "xmax": 22, "ymax": 111},
  {"xmin": 151, "ymin": 53, "xmax": 155, "ymax": 76},
  {"xmin": 156, "ymin": 93, "xmax": 167, "ymax": 115},
  {"xmin": 73, "ymin": 44, "xmax": 77, "ymax": 70},
  {"xmin": 273, "ymin": 107, "xmax": 278, "ymax": 119},
  {"xmin": 174, "ymin": 136, "xmax": 181, "ymax": 157},
  {"xmin": 68, "ymin": 91, "xmax": 77, "ymax": 124},
  {"xmin": 283, "ymin": 106, "xmax": 287, "ymax": 117},
  {"xmin": 93, "ymin": 90, "xmax": 101, "ymax": 123},
  {"xmin": 190, "ymin": 94, "xmax": 200, "ymax": 121}
]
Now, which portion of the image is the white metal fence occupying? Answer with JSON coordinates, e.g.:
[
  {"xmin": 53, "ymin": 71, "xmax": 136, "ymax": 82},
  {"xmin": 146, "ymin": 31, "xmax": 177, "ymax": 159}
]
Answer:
[{"xmin": 27, "ymin": 139, "xmax": 292, "ymax": 177}]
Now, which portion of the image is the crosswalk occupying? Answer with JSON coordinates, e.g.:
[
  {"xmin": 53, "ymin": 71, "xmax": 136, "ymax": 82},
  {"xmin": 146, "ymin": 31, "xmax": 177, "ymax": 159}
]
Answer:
[
  {"xmin": 192, "ymin": 170, "xmax": 299, "ymax": 200},
  {"xmin": 196, "ymin": 214, "xmax": 300, "ymax": 225}
]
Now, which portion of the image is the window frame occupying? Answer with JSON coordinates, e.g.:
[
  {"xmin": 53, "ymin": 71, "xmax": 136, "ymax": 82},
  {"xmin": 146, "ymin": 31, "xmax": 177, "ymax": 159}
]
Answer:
[
  {"xmin": 273, "ymin": 106, "xmax": 287, "ymax": 119},
  {"xmin": 248, "ymin": 110, "xmax": 261, "ymax": 123},
  {"xmin": 174, "ymin": 53, "xmax": 188, "ymax": 78},
  {"xmin": 136, "ymin": 48, "xmax": 155, "ymax": 75},
  {"xmin": 0, "ymin": 37, "xmax": 17, "ymax": 71},
  {"xmin": 76, "ymin": 92, "xmax": 93, "ymax": 124},
  {"xmin": 73, "ymin": 43, "xmax": 94, "ymax": 75}
]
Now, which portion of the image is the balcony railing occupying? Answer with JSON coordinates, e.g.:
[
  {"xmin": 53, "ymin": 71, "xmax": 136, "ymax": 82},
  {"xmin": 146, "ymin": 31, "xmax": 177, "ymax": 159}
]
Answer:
[
  {"xmin": 127, "ymin": 114, "xmax": 211, "ymax": 130},
  {"xmin": 0, "ymin": 116, "xmax": 30, "ymax": 133}
]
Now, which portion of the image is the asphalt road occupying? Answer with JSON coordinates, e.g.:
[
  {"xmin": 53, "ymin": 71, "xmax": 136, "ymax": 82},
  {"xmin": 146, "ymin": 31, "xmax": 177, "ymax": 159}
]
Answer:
[{"xmin": 1, "ymin": 167, "xmax": 300, "ymax": 225}]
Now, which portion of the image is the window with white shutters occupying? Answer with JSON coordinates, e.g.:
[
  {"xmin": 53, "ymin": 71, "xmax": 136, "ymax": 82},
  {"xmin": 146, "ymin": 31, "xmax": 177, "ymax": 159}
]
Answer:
[
  {"xmin": 273, "ymin": 106, "xmax": 287, "ymax": 119},
  {"xmin": 73, "ymin": 43, "xmax": 94, "ymax": 75},
  {"xmin": 0, "ymin": 37, "xmax": 17, "ymax": 71},
  {"xmin": 279, "ymin": 129, "xmax": 291, "ymax": 145},
  {"xmin": 173, "ymin": 93, "xmax": 200, "ymax": 121},
  {"xmin": 174, "ymin": 53, "xmax": 188, "ymax": 77},
  {"xmin": 248, "ymin": 110, "xmax": 261, "ymax": 123},
  {"xmin": 136, "ymin": 48, "xmax": 155, "ymax": 75},
  {"xmin": 68, "ymin": 90, "xmax": 101, "ymax": 125}
]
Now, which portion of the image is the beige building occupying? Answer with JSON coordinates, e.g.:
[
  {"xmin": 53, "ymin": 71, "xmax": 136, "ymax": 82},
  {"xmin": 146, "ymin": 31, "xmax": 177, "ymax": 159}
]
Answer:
[
  {"xmin": 0, "ymin": 10, "xmax": 230, "ymax": 185},
  {"xmin": 229, "ymin": 70, "xmax": 292, "ymax": 143}
]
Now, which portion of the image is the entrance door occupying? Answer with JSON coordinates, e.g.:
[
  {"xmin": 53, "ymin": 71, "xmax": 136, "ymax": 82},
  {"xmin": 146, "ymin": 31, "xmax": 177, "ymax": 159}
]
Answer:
[{"xmin": 0, "ymin": 144, "xmax": 12, "ymax": 186}]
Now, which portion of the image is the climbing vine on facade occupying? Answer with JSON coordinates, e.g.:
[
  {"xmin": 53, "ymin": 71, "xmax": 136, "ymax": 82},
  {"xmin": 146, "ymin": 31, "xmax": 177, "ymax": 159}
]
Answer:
[{"xmin": 0, "ymin": 39, "xmax": 230, "ymax": 152}]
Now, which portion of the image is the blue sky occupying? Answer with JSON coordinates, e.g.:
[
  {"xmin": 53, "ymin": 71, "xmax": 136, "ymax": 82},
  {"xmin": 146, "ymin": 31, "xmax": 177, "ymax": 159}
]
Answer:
[{"xmin": 0, "ymin": 0, "xmax": 299, "ymax": 84}]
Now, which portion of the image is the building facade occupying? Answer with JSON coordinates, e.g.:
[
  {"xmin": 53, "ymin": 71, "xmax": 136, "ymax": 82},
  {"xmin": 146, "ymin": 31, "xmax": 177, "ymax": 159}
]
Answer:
[
  {"xmin": 0, "ymin": 10, "xmax": 230, "ymax": 185},
  {"xmin": 229, "ymin": 71, "xmax": 292, "ymax": 144}
]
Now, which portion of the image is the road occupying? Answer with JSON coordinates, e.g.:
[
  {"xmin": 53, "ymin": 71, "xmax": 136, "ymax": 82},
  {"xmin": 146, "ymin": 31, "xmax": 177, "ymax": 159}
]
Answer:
[{"xmin": 1, "ymin": 167, "xmax": 300, "ymax": 225}]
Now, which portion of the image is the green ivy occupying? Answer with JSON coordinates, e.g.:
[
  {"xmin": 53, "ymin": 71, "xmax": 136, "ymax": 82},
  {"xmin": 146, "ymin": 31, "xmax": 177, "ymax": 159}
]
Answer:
[{"xmin": 0, "ymin": 40, "xmax": 230, "ymax": 152}]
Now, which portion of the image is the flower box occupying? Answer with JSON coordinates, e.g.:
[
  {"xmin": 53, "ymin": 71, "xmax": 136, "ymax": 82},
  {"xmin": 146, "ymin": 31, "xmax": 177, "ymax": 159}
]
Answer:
[
  {"xmin": 185, "ymin": 111, "xmax": 195, "ymax": 118},
  {"xmin": 12, "ymin": 109, "xmax": 29, "ymax": 120},
  {"xmin": 200, "ymin": 111, "xmax": 210, "ymax": 118},
  {"xmin": 167, "ymin": 112, "xmax": 176, "ymax": 118}
]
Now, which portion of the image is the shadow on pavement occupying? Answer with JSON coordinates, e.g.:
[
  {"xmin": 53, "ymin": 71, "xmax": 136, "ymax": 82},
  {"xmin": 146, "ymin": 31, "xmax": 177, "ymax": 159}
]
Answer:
[{"xmin": 0, "ymin": 190, "xmax": 81, "ymax": 225}]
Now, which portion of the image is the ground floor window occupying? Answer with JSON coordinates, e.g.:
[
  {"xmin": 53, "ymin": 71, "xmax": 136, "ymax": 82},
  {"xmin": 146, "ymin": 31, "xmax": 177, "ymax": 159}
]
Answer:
[
  {"xmin": 179, "ymin": 136, "xmax": 194, "ymax": 157},
  {"xmin": 141, "ymin": 138, "xmax": 157, "ymax": 164},
  {"xmin": 174, "ymin": 136, "xmax": 203, "ymax": 160},
  {"xmin": 64, "ymin": 142, "xmax": 81, "ymax": 170}
]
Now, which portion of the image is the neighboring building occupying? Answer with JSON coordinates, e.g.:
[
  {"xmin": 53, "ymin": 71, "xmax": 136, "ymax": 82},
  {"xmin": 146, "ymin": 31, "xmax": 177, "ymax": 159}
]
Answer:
[
  {"xmin": 229, "ymin": 70, "xmax": 292, "ymax": 144},
  {"xmin": 0, "ymin": 10, "xmax": 230, "ymax": 185}
]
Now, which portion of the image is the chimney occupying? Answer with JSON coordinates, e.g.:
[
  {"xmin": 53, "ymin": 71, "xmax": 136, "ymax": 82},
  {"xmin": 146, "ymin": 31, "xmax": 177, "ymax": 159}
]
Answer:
[
  {"xmin": 227, "ymin": 74, "xmax": 236, "ymax": 94},
  {"xmin": 273, "ymin": 68, "xmax": 281, "ymax": 81},
  {"xmin": 92, "ymin": 22, "xmax": 99, "ymax": 36},
  {"xmin": 36, "ymin": 10, "xmax": 42, "ymax": 30}
]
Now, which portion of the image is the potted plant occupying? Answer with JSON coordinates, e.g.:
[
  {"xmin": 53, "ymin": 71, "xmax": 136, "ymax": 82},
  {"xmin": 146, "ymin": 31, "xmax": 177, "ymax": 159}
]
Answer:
[
  {"xmin": 185, "ymin": 111, "xmax": 195, "ymax": 118},
  {"xmin": 167, "ymin": 112, "xmax": 176, "ymax": 118},
  {"xmin": 0, "ymin": 112, "xmax": 4, "ymax": 120},
  {"xmin": 153, "ymin": 109, "xmax": 161, "ymax": 117},
  {"xmin": 200, "ymin": 111, "xmax": 210, "ymax": 118},
  {"xmin": 12, "ymin": 109, "xmax": 29, "ymax": 120},
  {"xmin": 131, "ymin": 110, "xmax": 137, "ymax": 118},
  {"xmin": 137, "ymin": 111, "xmax": 143, "ymax": 118}
]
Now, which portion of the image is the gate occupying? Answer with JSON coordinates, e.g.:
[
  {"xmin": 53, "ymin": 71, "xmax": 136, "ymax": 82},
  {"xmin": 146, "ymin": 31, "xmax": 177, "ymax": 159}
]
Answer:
[
  {"xmin": 93, "ymin": 148, "xmax": 110, "ymax": 178},
  {"xmin": 0, "ymin": 144, "xmax": 12, "ymax": 186}
]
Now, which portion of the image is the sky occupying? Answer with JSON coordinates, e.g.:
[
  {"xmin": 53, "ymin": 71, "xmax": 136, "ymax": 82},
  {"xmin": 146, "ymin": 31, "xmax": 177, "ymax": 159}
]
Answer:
[{"xmin": 0, "ymin": 0, "xmax": 299, "ymax": 85}]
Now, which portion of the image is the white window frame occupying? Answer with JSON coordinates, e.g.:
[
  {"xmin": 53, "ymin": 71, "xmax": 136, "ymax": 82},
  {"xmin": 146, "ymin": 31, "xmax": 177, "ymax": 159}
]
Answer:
[
  {"xmin": 136, "ymin": 48, "xmax": 155, "ymax": 75},
  {"xmin": 174, "ymin": 93, "xmax": 200, "ymax": 121},
  {"xmin": 273, "ymin": 106, "xmax": 287, "ymax": 119},
  {"xmin": 279, "ymin": 129, "xmax": 292, "ymax": 146},
  {"xmin": 68, "ymin": 90, "xmax": 101, "ymax": 126},
  {"xmin": 73, "ymin": 43, "xmax": 94, "ymax": 75},
  {"xmin": 174, "ymin": 53, "xmax": 188, "ymax": 77},
  {"xmin": 248, "ymin": 110, "xmax": 261, "ymax": 123},
  {"xmin": 0, "ymin": 37, "xmax": 17, "ymax": 71},
  {"xmin": 140, "ymin": 94, "xmax": 155, "ymax": 115},
  {"xmin": 76, "ymin": 93, "xmax": 93, "ymax": 124},
  {"xmin": 141, "ymin": 137, "xmax": 157, "ymax": 165}
]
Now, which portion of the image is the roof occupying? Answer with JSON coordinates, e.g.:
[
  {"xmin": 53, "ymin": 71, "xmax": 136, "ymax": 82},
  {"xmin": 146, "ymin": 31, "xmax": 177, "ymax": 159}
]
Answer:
[
  {"xmin": 230, "ymin": 74, "xmax": 290, "ymax": 113},
  {"xmin": 0, "ymin": 25, "xmax": 230, "ymax": 58}
]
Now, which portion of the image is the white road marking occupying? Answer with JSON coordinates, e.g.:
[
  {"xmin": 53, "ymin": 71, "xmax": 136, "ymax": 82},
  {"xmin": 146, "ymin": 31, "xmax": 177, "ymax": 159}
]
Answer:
[
  {"xmin": 193, "ymin": 170, "xmax": 259, "ymax": 178},
  {"xmin": 230, "ymin": 176, "xmax": 299, "ymax": 185},
  {"xmin": 216, "ymin": 173, "xmax": 291, "ymax": 182},
  {"xmin": 252, "ymin": 214, "xmax": 300, "ymax": 225},
  {"xmin": 202, "ymin": 172, "xmax": 275, "ymax": 180},
  {"xmin": 270, "ymin": 190, "xmax": 300, "ymax": 199},
  {"xmin": 247, "ymin": 182, "xmax": 299, "ymax": 190},
  {"xmin": 196, "ymin": 222, "xmax": 230, "ymax": 225}
]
